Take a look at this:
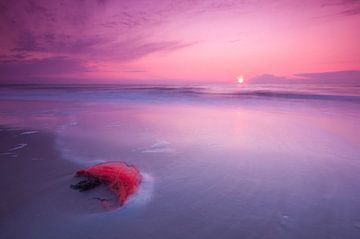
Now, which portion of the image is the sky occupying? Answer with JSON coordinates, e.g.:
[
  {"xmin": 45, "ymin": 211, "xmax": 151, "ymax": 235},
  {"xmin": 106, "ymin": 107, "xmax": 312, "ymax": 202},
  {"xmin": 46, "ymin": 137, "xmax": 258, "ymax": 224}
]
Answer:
[{"xmin": 0, "ymin": 0, "xmax": 359, "ymax": 84}]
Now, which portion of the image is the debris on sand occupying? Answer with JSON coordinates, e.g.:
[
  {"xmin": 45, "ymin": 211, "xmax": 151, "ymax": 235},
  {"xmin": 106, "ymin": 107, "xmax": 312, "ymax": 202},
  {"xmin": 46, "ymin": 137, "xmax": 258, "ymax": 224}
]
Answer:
[{"xmin": 72, "ymin": 162, "xmax": 142, "ymax": 206}]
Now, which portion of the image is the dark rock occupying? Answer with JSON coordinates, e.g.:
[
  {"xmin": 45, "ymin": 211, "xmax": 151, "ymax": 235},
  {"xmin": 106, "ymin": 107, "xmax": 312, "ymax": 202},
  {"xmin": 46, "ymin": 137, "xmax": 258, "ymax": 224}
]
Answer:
[{"xmin": 71, "ymin": 177, "xmax": 101, "ymax": 191}]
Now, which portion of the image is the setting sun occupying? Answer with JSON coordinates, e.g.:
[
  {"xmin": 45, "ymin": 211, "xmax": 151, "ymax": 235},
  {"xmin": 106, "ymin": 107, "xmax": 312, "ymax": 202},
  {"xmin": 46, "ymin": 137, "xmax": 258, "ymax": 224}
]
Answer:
[{"xmin": 237, "ymin": 76, "xmax": 244, "ymax": 84}]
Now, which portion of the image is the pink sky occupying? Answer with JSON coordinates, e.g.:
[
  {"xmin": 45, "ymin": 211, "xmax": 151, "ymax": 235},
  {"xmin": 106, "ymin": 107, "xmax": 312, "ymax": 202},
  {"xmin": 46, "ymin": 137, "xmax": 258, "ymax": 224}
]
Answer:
[{"xmin": 0, "ymin": 0, "xmax": 359, "ymax": 84}]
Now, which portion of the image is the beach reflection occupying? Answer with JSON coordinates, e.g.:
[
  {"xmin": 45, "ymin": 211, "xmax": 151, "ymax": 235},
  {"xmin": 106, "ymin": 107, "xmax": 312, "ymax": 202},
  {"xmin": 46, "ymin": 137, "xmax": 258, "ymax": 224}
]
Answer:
[{"xmin": 0, "ymin": 93, "xmax": 360, "ymax": 239}]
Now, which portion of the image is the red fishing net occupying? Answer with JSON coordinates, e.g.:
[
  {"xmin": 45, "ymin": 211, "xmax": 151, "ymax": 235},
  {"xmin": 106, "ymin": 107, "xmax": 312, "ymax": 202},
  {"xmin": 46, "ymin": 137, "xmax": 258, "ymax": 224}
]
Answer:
[{"xmin": 76, "ymin": 162, "xmax": 142, "ymax": 206}]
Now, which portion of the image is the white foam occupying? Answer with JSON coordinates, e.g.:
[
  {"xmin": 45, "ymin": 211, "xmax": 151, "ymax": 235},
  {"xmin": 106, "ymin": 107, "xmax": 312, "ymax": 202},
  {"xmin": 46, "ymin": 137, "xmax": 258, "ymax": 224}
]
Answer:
[
  {"xmin": 127, "ymin": 172, "xmax": 155, "ymax": 207},
  {"xmin": 108, "ymin": 123, "xmax": 122, "ymax": 127},
  {"xmin": 54, "ymin": 123, "xmax": 108, "ymax": 166},
  {"xmin": 9, "ymin": 143, "xmax": 28, "ymax": 151},
  {"xmin": 7, "ymin": 128, "xmax": 23, "ymax": 131},
  {"xmin": 55, "ymin": 134, "xmax": 98, "ymax": 166},
  {"xmin": 0, "ymin": 152, "xmax": 13, "ymax": 155},
  {"xmin": 19, "ymin": 131, "xmax": 38, "ymax": 135},
  {"xmin": 140, "ymin": 140, "xmax": 174, "ymax": 153},
  {"xmin": 142, "ymin": 148, "xmax": 174, "ymax": 153},
  {"xmin": 69, "ymin": 120, "xmax": 78, "ymax": 126}
]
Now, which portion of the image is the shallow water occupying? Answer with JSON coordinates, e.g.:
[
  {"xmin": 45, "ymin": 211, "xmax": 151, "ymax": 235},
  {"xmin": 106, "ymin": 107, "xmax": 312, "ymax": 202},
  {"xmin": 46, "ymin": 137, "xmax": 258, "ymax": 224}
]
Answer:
[{"xmin": 0, "ymin": 84, "xmax": 360, "ymax": 238}]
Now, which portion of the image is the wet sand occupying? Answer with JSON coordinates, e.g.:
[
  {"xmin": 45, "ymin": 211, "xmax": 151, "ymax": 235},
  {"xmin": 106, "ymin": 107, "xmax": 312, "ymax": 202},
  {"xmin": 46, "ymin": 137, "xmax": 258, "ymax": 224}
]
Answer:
[
  {"xmin": 0, "ymin": 126, "xmax": 118, "ymax": 239},
  {"xmin": 0, "ymin": 84, "xmax": 360, "ymax": 239},
  {"xmin": 1, "ymin": 102, "xmax": 360, "ymax": 239}
]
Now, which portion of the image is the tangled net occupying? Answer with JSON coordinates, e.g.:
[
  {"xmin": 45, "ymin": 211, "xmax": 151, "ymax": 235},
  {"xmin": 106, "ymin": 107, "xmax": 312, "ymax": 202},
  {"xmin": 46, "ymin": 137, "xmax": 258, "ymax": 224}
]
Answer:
[{"xmin": 75, "ymin": 162, "xmax": 142, "ymax": 206}]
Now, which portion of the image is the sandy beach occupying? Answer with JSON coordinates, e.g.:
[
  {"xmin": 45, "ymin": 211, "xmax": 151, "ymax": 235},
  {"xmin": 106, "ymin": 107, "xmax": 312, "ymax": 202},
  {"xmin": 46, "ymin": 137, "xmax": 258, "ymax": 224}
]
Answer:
[
  {"xmin": 0, "ymin": 84, "xmax": 360, "ymax": 239},
  {"xmin": 0, "ymin": 126, "xmax": 123, "ymax": 238}
]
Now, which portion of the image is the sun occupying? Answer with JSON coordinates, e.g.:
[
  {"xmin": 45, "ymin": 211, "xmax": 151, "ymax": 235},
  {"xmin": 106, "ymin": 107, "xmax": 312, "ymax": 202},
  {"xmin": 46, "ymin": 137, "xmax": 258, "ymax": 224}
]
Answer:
[{"xmin": 237, "ymin": 75, "xmax": 244, "ymax": 84}]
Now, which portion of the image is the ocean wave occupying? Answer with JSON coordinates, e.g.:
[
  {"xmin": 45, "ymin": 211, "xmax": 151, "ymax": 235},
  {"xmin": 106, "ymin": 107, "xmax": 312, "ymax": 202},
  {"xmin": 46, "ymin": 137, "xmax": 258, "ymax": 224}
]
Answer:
[
  {"xmin": 0, "ymin": 84, "xmax": 359, "ymax": 103},
  {"xmin": 224, "ymin": 90, "xmax": 360, "ymax": 102}
]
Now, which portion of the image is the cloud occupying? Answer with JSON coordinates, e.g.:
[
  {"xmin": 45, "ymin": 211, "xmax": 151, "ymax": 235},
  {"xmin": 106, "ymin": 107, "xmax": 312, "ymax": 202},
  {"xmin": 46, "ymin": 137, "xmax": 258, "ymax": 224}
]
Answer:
[
  {"xmin": 321, "ymin": 0, "xmax": 360, "ymax": 16},
  {"xmin": 249, "ymin": 74, "xmax": 294, "ymax": 84},
  {"xmin": 295, "ymin": 70, "xmax": 360, "ymax": 83},
  {"xmin": 0, "ymin": 56, "xmax": 91, "ymax": 82},
  {"xmin": 0, "ymin": 1, "xmax": 273, "ymax": 63},
  {"xmin": 250, "ymin": 71, "xmax": 360, "ymax": 84},
  {"xmin": 340, "ymin": 6, "xmax": 360, "ymax": 15},
  {"xmin": 0, "ymin": 0, "xmax": 198, "ymax": 81},
  {"xmin": 13, "ymin": 32, "xmax": 103, "ymax": 54},
  {"xmin": 104, "ymin": 41, "xmax": 194, "ymax": 61}
]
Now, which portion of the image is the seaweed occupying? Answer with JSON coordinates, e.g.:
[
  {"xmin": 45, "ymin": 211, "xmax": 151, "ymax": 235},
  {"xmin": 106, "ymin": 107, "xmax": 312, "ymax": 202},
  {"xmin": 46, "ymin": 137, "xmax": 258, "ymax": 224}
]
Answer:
[{"xmin": 71, "ymin": 162, "xmax": 141, "ymax": 206}]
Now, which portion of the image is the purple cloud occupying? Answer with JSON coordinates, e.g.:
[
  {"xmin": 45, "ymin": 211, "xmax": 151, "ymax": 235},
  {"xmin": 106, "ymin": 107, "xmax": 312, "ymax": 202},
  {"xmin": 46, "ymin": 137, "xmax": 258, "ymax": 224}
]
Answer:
[
  {"xmin": 296, "ymin": 70, "xmax": 360, "ymax": 83},
  {"xmin": 340, "ymin": 6, "xmax": 360, "ymax": 15},
  {"xmin": 0, "ymin": 56, "xmax": 91, "ymax": 83},
  {"xmin": 250, "ymin": 71, "xmax": 360, "ymax": 84},
  {"xmin": 249, "ymin": 74, "xmax": 294, "ymax": 84},
  {"xmin": 321, "ymin": 0, "xmax": 360, "ymax": 16},
  {"xmin": 0, "ymin": 0, "xmax": 197, "ymax": 79}
]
